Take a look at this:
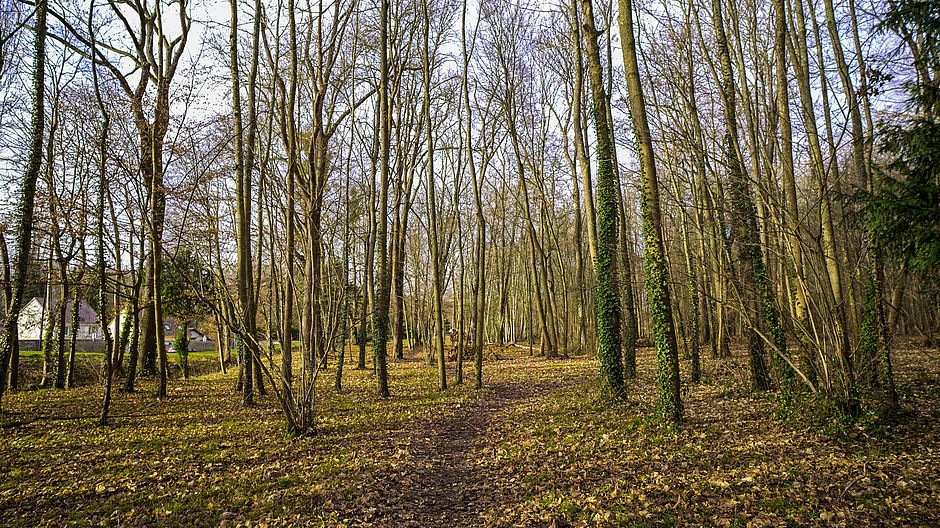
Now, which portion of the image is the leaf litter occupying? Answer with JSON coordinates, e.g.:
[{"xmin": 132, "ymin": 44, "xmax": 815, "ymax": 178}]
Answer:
[{"xmin": 0, "ymin": 343, "xmax": 938, "ymax": 527}]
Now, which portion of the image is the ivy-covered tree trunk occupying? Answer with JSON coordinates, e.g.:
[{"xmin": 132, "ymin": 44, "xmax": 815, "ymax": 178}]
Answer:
[
  {"xmin": 123, "ymin": 293, "xmax": 140, "ymax": 392},
  {"xmin": 579, "ymin": 0, "xmax": 623, "ymax": 399},
  {"xmin": 710, "ymin": 0, "xmax": 786, "ymax": 393},
  {"xmin": 0, "ymin": 230, "xmax": 10, "ymax": 388},
  {"xmin": 373, "ymin": 0, "xmax": 391, "ymax": 398},
  {"xmin": 1, "ymin": 228, "xmax": 19, "ymax": 390},
  {"xmin": 53, "ymin": 260, "xmax": 67, "ymax": 391},
  {"xmin": 40, "ymin": 301, "xmax": 56, "ymax": 389},
  {"xmin": 602, "ymin": 18, "xmax": 640, "ymax": 381},
  {"xmin": 116, "ymin": 305, "xmax": 133, "ymax": 370},
  {"xmin": 66, "ymin": 287, "xmax": 80, "ymax": 389},
  {"xmin": 92, "ymin": 44, "xmax": 114, "ymax": 423},
  {"xmin": 174, "ymin": 323, "xmax": 189, "ymax": 380},
  {"xmin": 0, "ymin": 0, "xmax": 46, "ymax": 410},
  {"xmin": 617, "ymin": 0, "xmax": 682, "ymax": 422}
]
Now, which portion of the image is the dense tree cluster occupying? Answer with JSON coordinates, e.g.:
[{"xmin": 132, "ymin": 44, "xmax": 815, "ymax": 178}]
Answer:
[{"xmin": 0, "ymin": 0, "xmax": 937, "ymax": 430}]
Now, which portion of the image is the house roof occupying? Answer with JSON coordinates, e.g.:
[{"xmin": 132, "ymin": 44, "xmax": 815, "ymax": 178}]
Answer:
[
  {"xmin": 29, "ymin": 297, "xmax": 99, "ymax": 325},
  {"xmin": 71, "ymin": 301, "xmax": 100, "ymax": 325}
]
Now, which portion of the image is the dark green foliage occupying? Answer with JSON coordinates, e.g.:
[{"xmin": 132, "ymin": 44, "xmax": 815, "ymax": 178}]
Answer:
[
  {"xmin": 858, "ymin": 275, "xmax": 894, "ymax": 398},
  {"xmin": 864, "ymin": 0, "xmax": 940, "ymax": 286},
  {"xmin": 174, "ymin": 324, "xmax": 189, "ymax": 379},
  {"xmin": 162, "ymin": 247, "xmax": 211, "ymax": 380},
  {"xmin": 839, "ymin": 0, "xmax": 940, "ymax": 416},
  {"xmin": 162, "ymin": 247, "xmax": 213, "ymax": 324},
  {"xmin": 861, "ymin": 119, "xmax": 940, "ymax": 286},
  {"xmin": 756, "ymin": 257, "xmax": 793, "ymax": 399},
  {"xmin": 880, "ymin": 1, "xmax": 940, "ymax": 115}
]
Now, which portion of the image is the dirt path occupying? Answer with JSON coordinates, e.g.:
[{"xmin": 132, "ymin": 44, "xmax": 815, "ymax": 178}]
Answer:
[{"xmin": 362, "ymin": 378, "xmax": 573, "ymax": 527}]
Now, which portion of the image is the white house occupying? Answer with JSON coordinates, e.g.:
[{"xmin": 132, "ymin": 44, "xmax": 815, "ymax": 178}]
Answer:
[
  {"xmin": 18, "ymin": 297, "xmax": 101, "ymax": 341},
  {"xmin": 108, "ymin": 310, "xmax": 213, "ymax": 348},
  {"xmin": 162, "ymin": 317, "xmax": 212, "ymax": 344}
]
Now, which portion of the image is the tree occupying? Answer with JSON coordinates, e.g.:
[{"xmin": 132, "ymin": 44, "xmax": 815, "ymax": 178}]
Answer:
[
  {"xmin": 229, "ymin": 0, "xmax": 256, "ymax": 406},
  {"xmin": 163, "ymin": 248, "xmax": 211, "ymax": 380},
  {"xmin": 0, "ymin": 0, "xmax": 46, "ymax": 410},
  {"xmin": 462, "ymin": 0, "xmax": 486, "ymax": 389},
  {"xmin": 579, "ymin": 0, "xmax": 623, "ymax": 398},
  {"xmin": 868, "ymin": 0, "xmax": 940, "ymax": 288},
  {"xmin": 374, "ymin": 0, "xmax": 392, "ymax": 398},
  {"xmin": 90, "ymin": 7, "xmax": 113, "ymax": 423},
  {"xmin": 422, "ymin": 0, "xmax": 446, "ymax": 391},
  {"xmin": 616, "ymin": 0, "xmax": 681, "ymax": 422},
  {"xmin": 858, "ymin": 0, "xmax": 940, "ymax": 406},
  {"xmin": 709, "ymin": 0, "xmax": 787, "ymax": 394}
]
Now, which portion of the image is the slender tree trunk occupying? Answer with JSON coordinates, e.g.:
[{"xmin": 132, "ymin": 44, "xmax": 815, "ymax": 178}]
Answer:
[
  {"xmin": 463, "ymin": 0, "xmax": 486, "ymax": 388},
  {"xmin": 0, "ymin": 230, "xmax": 18, "ymax": 391},
  {"xmin": 617, "ymin": 0, "xmax": 682, "ymax": 420},
  {"xmin": 674, "ymin": 178, "xmax": 701, "ymax": 384},
  {"xmin": 66, "ymin": 283, "xmax": 80, "ymax": 389},
  {"xmin": 230, "ymin": 0, "xmax": 253, "ymax": 406},
  {"xmin": 373, "ymin": 0, "xmax": 391, "ymax": 398},
  {"xmin": 279, "ymin": 0, "xmax": 299, "ymax": 393},
  {"xmin": 774, "ymin": 0, "xmax": 811, "ymax": 392},
  {"xmin": 152, "ymin": 132, "xmax": 168, "ymax": 399},
  {"xmin": 570, "ymin": 1, "xmax": 599, "ymax": 266},
  {"xmin": 94, "ymin": 61, "xmax": 114, "ymax": 424},
  {"xmin": 124, "ymin": 296, "xmax": 140, "ymax": 391},
  {"xmin": 820, "ymin": 0, "xmax": 862, "ymax": 405},
  {"xmin": 54, "ymin": 263, "xmax": 67, "ymax": 390},
  {"xmin": 710, "ymin": 0, "xmax": 783, "ymax": 392},
  {"xmin": 579, "ymin": 0, "xmax": 623, "ymax": 398}
]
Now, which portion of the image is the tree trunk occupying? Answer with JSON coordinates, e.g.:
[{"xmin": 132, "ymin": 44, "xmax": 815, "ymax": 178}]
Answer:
[
  {"xmin": 710, "ymin": 0, "xmax": 780, "ymax": 392},
  {"xmin": 0, "ymin": 0, "xmax": 46, "ymax": 409},
  {"xmin": 579, "ymin": 0, "xmax": 624, "ymax": 398},
  {"xmin": 617, "ymin": 0, "xmax": 682, "ymax": 421},
  {"xmin": 373, "ymin": 0, "xmax": 391, "ymax": 398}
]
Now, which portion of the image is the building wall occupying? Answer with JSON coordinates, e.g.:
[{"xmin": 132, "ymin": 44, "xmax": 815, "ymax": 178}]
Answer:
[
  {"xmin": 18, "ymin": 339, "xmax": 214, "ymax": 353},
  {"xmin": 76, "ymin": 323, "xmax": 100, "ymax": 341},
  {"xmin": 17, "ymin": 339, "xmax": 108, "ymax": 353},
  {"xmin": 17, "ymin": 301, "xmax": 47, "ymax": 341},
  {"xmin": 18, "ymin": 299, "xmax": 103, "ymax": 341}
]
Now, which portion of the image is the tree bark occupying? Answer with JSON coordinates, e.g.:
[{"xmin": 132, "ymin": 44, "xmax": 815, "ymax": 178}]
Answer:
[
  {"xmin": 0, "ymin": 0, "xmax": 46, "ymax": 409},
  {"xmin": 580, "ymin": 0, "xmax": 624, "ymax": 398},
  {"xmin": 617, "ymin": 0, "xmax": 682, "ymax": 421}
]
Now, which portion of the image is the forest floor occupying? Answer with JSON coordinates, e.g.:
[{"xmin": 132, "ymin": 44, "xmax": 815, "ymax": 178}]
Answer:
[{"xmin": 1, "ymin": 342, "xmax": 939, "ymax": 527}]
